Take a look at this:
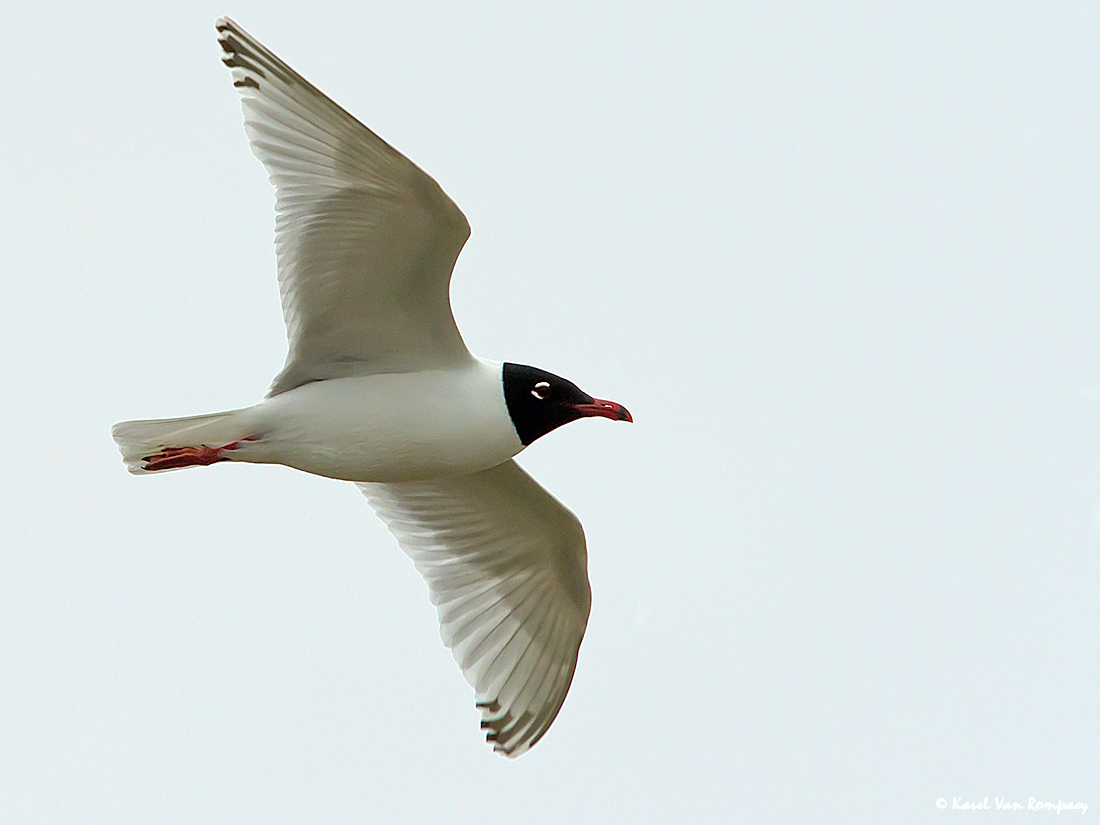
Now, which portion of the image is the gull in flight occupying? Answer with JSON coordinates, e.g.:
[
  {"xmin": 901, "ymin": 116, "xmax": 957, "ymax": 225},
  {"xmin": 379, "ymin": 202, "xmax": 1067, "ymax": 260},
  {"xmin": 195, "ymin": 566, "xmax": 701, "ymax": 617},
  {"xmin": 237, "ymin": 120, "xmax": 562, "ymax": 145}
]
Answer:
[{"xmin": 112, "ymin": 17, "xmax": 632, "ymax": 757}]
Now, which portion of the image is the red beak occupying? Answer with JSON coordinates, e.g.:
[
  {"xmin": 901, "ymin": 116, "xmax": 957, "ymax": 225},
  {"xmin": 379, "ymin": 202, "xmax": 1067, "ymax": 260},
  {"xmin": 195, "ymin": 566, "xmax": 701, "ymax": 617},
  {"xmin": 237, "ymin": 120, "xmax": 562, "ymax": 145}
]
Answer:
[{"xmin": 570, "ymin": 398, "xmax": 633, "ymax": 423}]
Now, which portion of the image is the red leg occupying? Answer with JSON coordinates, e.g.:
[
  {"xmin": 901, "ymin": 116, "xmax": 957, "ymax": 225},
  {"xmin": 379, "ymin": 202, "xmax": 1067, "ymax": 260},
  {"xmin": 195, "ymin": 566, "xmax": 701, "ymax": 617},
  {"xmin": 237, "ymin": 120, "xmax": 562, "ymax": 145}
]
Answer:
[
  {"xmin": 141, "ymin": 436, "xmax": 257, "ymax": 471},
  {"xmin": 142, "ymin": 445, "xmax": 228, "ymax": 471}
]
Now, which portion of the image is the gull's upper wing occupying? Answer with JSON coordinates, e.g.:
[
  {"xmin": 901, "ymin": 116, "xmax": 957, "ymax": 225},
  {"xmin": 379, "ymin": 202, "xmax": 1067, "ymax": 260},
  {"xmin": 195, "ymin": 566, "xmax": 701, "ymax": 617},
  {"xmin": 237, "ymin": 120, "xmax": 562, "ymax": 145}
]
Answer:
[
  {"xmin": 216, "ymin": 18, "xmax": 473, "ymax": 395},
  {"xmin": 358, "ymin": 460, "xmax": 592, "ymax": 757}
]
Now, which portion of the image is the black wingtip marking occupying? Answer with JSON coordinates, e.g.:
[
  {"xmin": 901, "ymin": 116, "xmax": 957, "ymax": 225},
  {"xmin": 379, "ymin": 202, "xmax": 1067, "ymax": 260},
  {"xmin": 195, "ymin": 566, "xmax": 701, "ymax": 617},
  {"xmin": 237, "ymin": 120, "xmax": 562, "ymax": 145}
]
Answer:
[
  {"xmin": 233, "ymin": 76, "xmax": 260, "ymax": 89},
  {"xmin": 220, "ymin": 41, "xmax": 268, "ymax": 79},
  {"xmin": 214, "ymin": 19, "xmax": 303, "ymax": 96}
]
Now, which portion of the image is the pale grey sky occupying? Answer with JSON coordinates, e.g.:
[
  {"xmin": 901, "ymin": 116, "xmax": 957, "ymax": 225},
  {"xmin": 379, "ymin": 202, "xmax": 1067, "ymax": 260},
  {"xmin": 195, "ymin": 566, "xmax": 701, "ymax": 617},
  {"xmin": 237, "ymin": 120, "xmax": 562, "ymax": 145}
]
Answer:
[{"xmin": 1, "ymin": 1, "xmax": 1097, "ymax": 822}]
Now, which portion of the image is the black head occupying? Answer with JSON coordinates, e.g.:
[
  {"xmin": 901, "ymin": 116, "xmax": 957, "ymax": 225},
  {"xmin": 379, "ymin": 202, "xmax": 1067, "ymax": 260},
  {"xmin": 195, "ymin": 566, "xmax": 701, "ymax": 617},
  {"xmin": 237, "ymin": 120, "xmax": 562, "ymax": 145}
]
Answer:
[{"xmin": 503, "ymin": 363, "xmax": 632, "ymax": 446}]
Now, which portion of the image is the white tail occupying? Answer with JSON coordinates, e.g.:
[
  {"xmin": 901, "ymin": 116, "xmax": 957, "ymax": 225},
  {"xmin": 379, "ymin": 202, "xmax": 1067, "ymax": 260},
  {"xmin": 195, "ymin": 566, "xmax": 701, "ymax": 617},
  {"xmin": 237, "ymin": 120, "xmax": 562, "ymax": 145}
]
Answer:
[{"xmin": 111, "ymin": 410, "xmax": 247, "ymax": 475}]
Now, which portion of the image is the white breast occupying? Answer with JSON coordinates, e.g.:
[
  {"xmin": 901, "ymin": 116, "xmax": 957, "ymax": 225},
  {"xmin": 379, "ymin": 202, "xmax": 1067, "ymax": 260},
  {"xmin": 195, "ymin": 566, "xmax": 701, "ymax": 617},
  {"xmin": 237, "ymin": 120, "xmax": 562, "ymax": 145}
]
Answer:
[{"xmin": 236, "ymin": 360, "xmax": 523, "ymax": 482}]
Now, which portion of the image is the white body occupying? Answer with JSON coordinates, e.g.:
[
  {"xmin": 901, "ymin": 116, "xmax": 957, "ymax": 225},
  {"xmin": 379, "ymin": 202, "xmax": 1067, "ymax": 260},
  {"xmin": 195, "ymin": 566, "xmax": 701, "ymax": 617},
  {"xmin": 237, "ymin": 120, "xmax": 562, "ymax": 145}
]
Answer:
[
  {"xmin": 112, "ymin": 360, "xmax": 524, "ymax": 483},
  {"xmin": 237, "ymin": 361, "xmax": 522, "ymax": 482}
]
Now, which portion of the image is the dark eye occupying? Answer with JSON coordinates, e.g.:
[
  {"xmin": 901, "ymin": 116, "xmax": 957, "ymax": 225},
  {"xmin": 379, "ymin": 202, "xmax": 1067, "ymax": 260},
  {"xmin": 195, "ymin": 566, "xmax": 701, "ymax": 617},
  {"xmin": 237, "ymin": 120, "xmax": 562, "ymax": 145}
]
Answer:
[{"xmin": 531, "ymin": 381, "xmax": 551, "ymax": 400}]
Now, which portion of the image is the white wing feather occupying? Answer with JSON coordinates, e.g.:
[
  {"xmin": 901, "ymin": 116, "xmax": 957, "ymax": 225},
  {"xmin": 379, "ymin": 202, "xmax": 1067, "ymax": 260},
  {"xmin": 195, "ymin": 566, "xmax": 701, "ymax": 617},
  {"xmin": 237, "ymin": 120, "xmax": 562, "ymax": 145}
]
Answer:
[
  {"xmin": 216, "ymin": 18, "xmax": 473, "ymax": 395},
  {"xmin": 359, "ymin": 460, "xmax": 591, "ymax": 757}
]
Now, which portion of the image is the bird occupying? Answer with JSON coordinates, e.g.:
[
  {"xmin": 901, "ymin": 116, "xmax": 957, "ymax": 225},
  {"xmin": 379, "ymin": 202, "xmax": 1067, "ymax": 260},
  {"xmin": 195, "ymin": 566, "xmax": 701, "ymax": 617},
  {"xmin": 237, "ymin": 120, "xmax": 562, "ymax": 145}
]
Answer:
[{"xmin": 111, "ymin": 17, "xmax": 632, "ymax": 758}]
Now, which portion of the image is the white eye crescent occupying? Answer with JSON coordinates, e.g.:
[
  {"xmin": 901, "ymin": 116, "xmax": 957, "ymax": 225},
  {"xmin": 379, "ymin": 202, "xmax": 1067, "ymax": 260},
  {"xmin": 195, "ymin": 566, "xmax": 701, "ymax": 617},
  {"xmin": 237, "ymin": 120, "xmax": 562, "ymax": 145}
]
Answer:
[{"xmin": 531, "ymin": 381, "xmax": 551, "ymax": 400}]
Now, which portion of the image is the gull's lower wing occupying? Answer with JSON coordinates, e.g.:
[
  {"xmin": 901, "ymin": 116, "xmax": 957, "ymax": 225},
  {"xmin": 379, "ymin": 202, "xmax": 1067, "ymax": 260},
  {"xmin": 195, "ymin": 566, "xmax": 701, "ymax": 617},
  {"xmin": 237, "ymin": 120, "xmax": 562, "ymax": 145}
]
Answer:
[
  {"xmin": 359, "ymin": 460, "xmax": 592, "ymax": 757},
  {"xmin": 216, "ymin": 18, "xmax": 473, "ymax": 394}
]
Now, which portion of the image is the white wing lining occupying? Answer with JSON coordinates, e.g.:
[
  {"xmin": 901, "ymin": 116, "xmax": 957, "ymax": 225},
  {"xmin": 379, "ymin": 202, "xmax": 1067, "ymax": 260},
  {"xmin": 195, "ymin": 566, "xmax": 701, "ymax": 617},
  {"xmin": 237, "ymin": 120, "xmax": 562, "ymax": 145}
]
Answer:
[
  {"xmin": 359, "ymin": 460, "xmax": 591, "ymax": 757},
  {"xmin": 216, "ymin": 17, "xmax": 473, "ymax": 394}
]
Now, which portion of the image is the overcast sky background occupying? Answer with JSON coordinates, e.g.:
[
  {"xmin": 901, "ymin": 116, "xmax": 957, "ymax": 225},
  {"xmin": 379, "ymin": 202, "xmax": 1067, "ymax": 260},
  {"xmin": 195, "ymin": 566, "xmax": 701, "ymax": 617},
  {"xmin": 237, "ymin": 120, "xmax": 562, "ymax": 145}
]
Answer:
[{"xmin": 1, "ymin": 1, "xmax": 1097, "ymax": 822}]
